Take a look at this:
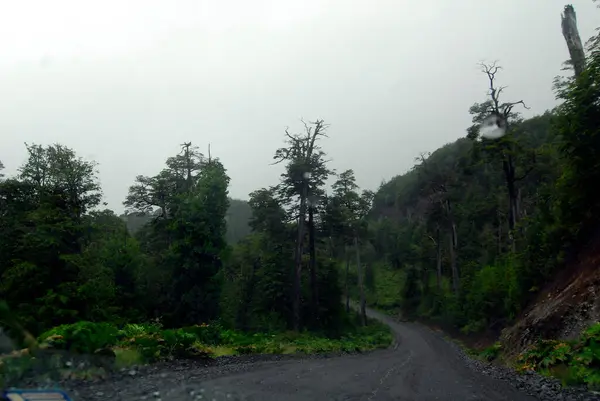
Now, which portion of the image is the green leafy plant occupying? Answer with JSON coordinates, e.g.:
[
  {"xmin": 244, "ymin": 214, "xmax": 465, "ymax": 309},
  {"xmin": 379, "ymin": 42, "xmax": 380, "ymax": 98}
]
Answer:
[
  {"xmin": 479, "ymin": 342, "xmax": 502, "ymax": 362},
  {"xmin": 39, "ymin": 322, "xmax": 119, "ymax": 353},
  {"xmin": 517, "ymin": 323, "xmax": 600, "ymax": 389}
]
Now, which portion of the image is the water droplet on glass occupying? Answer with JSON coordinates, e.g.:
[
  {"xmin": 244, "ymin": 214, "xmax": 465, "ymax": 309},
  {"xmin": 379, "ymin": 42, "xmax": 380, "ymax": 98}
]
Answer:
[{"xmin": 479, "ymin": 114, "xmax": 506, "ymax": 139}]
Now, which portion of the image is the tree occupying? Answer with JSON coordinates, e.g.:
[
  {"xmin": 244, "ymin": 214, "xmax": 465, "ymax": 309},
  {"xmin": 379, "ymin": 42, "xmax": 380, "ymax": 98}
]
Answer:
[
  {"xmin": 415, "ymin": 152, "xmax": 461, "ymax": 294},
  {"xmin": 467, "ymin": 63, "xmax": 532, "ymax": 252},
  {"xmin": 553, "ymin": 28, "xmax": 600, "ymax": 245},
  {"xmin": 0, "ymin": 144, "xmax": 104, "ymax": 333},
  {"xmin": 75, "ymin": 210, "xmax": 146, "ymax": 322},
  {"xmin": 221, "ymin": 189, "xmax": 294, "ymax": 331},
  {"xmin": 326, "ymin": 170, "xmax": 372, "ymax": 325},
  {"xmin": 167, "ymin": 159, "xmax": 230, "ymax": 325},
  {"xmin": 122, "ymin": 142, "xmax": 231, "ymax": 327},
  {"xmin": 124, "ymin": 143, "xmax": 205, "ymax": 218},
  {"xmin": 248, "ymin": 188, "xmax": 288, "ymax": 236},
  {"xmin": 561, "ymin": 5, "xmax": 586, "ymax": 77},
  {"xmin": 273, "ymin": 119, "xmax": 332, "ymax": 330},
  {"xmin": 123, "ymin": 171, "xmax": 175, "ymax": 218},
  {"xmin": 19, "ymin": 143, "xmax": 102, "ymax": 217}
]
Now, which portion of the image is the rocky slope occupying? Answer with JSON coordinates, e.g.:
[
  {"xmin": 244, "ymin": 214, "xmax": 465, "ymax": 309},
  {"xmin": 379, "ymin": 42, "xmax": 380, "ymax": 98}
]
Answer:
[{"xmin": 501, "ymin": 235, "xmax": 600, "ymax": 360}]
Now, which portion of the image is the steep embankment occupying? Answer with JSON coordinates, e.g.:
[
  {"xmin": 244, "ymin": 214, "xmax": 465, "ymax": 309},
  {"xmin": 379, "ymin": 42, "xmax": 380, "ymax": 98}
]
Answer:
[{"xmin": 502, "ymin": 234, "xmax": 600, "ymax": 359}]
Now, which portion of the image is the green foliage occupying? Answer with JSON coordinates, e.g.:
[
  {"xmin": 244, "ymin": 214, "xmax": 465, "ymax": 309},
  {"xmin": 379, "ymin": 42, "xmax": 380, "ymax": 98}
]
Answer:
[
  {"xmin": 517, "ymin": 324, "xmax": 600, "ymax": 389},
  {"xmin": 462, "ymin": 256, "xmax": 521, "ymax": 329},
  {"xmin": 479, "ymin": 342, "xmax": 502, "ymax": 362},
  {"xmin": 0, "ymin": 318, "xmax": 392, "ymax": 386},
  {"xmin": 551, "ymin": 35, "xmax": 600, "ymax": 246},
  {"xmin": 353, "ymin": 37, "xmax": 600, "ymax": 338},
  {"xmin": 39, "ymin": 322, "xmax": 119, "ymax": 354}
]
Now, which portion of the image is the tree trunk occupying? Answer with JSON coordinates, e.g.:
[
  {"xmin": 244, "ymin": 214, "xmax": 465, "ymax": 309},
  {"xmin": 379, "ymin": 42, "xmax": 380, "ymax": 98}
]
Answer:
[
  {"xmin": 292, "ymin": 182, "xmax": 308, "ymax": 331},
  {"xmin": 355, "ymin": 235, "xmax": 367, "ymax": 326},
  {"xmin": 497, "ymin": 210, "xmax": 502, "ymax": 255},
  {"xmin": 561, "ymin": 5, "xmax": 586, "ymax": 77},
  {"xmin": 435, "ymin": 226, "xmax": 442, "ymax": 290},
  {"xmin": 345, "ymin": 248, "xmax": 350, "ymax": 313},
  {"xmin": 237, "ymin": 259, "xmax": 257, "ymax": 330},
  {"xmin": 443, "ymin": 199, "xmax": 460, "ymax": 294},
  {"xmin": 448, "ymin": 232, "xmax": 459, "ymax": 296},
  {"xmin": 502, "ymin": 154, "xmax": 518, "ymax": 253},
  {"xmin": 308, "ymin": 206, "xmax": 318, "ymax": 323}
]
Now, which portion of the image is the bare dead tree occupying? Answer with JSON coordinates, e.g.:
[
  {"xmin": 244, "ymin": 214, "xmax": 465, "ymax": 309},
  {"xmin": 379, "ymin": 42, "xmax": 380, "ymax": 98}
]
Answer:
[
  {"xmin": 561, "ymin": 5, "xmax": 586, "ymax": 77},
  {"xmin": 479, "ymin": 62, "xmax": 531, "ymax": 252}
]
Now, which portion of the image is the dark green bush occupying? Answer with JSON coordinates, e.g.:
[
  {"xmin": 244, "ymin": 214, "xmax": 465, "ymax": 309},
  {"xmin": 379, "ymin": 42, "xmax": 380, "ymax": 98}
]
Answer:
[
  {"xmin": 517, "ymin": 323, "xmax": 600, "ymax": 389},
  {"xmin": 180, "ymin": 322, "xmax": 223, "ymax": 345},
  {"xmin": 39, "ymin": 321, "xmax": 119, "ymax": 353}
]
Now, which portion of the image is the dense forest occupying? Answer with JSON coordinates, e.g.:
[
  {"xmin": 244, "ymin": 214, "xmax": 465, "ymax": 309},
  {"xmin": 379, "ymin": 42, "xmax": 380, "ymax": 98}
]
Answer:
[
  {"xmin": 0, "ymin": 4, "xmax": 599, "ymax": 389},
  {"xmin": 0, "ymin": 127, "xmax": 377, "ymax": 338},
  {"xmin": 350, "ymin": 7, "xmax": 600, "ymax": 339}
]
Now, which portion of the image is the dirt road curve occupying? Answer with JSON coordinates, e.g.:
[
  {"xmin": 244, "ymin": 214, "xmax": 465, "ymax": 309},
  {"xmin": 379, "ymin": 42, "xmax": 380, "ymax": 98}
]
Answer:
[{"xmin": 71, "ymin": 308, "xmax": 537, "ymax": 401}]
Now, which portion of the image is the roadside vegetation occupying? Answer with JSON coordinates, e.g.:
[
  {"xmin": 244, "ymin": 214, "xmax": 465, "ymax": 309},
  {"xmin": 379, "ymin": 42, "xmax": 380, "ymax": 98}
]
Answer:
[
  {"xmin": 0, "ymin": 317, "xmax": 392, "ymax": 388},
  {"xmin": 0, "ymin": 110, "xmax": 390, "ymax": 386},
  {"xmin": 515, "ymin": 323, "xmax": 600, "ymax": 389}
]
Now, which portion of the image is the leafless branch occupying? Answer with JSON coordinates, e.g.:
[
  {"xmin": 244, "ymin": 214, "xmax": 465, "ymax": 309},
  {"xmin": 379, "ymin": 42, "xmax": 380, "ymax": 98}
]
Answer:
[
  {"xmin": 496, "ymin": 85, "xmax": 507, "ymax": 98},
  {"xmin": 501, "ymin": 100, "xmax": 530, "ymax": 111},
  {"xmin": 285, "ymin": 127, "xmax": 296, "ymax": 142},
  {"xmin": 426, "ymin": 235, "xmax": 437, "ymax": 245},
  {"xmin": 480, "ymin": 62, "xmax": 502, "ymax": 111}
]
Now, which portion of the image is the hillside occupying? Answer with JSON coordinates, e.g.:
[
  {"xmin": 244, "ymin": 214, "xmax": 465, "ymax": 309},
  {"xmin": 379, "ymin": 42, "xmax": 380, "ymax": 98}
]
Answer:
[
  {"xmin": 356, "ymin": 17, "xmax": 600, "ymax": 378},
  {"xmin": 121, "ymin": 197, "xmax": 252, "ymax": 244},
  {"xmin": 501, "ymin": 231, "xmax": 600, "ymax": 359},
  {"xmin": 365, "ymin": 112, "xmax": 558, "ymax": 330}
]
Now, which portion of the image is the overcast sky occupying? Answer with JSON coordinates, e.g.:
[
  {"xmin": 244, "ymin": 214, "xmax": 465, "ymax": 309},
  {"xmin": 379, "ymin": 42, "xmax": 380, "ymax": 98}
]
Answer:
[{"xmin": 0, "ymin": 1, "xmax": 598, "ymax": 212}]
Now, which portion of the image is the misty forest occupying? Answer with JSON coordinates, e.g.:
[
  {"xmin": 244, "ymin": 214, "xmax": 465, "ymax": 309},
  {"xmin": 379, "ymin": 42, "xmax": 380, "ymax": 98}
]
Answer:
[{"xmin": 1, "ymin": 3, "xmax": 600, "ymax": 392}]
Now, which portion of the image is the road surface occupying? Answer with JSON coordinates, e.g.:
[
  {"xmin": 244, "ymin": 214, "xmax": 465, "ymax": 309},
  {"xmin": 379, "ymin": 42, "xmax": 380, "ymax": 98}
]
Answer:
[
  {"xmin": 72, "ymin": 308, "xmax": 537, "ymax": 401},
  {"xmin": 177, "ymin": 309, "xmax": 535, "ymax": 401}
]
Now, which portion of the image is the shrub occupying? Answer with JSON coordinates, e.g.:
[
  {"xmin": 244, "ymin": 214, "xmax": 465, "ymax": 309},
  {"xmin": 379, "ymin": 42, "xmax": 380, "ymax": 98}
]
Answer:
[
  {"xmin": 39, "ymin": 322, "xmax": 119, "ymax": 353},
  {"xmin": 479, "ymin": 342, "xmax": 502, "ymax": 362},
  {"xmin": 180, "ymin": 322, "xmax": 223, "ymax": 345},
  {"xmin": 517, "ymin": 323, "xmax": 600, "ymax": 389},
  {"xmin": 32, "ymin": 317, "xmax": 393, "ymax": 370}
]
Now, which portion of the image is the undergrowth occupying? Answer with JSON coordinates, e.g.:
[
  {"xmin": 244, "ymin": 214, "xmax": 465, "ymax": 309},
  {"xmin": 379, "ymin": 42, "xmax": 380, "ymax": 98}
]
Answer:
[
  {"xmin": 0, "ymin": 317, "xmax": 393, "ymax": 387},
  {"xmin": 517, "ymin": 323, "xmax": 600, "ymax": 389}
]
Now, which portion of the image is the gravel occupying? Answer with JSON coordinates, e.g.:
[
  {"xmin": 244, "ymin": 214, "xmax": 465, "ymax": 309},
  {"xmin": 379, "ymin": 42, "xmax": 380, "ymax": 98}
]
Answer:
[
  {"xmin": 6, "ymin": 322, "xmax": 600, "ymax": 400},
  {"xmin": 7, "ymin": 352, "xmax": 360, "ymax": 401},
  {"xmin": 438, "ymin": 333, "xmax": 600, "ymax": 401}
]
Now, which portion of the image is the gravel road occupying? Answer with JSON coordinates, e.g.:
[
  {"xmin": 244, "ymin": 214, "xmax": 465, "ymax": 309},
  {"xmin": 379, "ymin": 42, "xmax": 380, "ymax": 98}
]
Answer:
[{"xmin": 56, "ymin": 308, "xmax": 600, "ymax": 401}]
